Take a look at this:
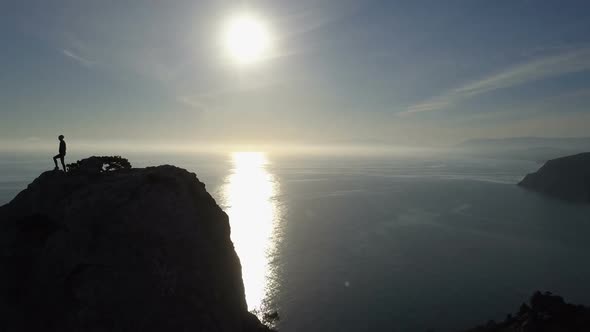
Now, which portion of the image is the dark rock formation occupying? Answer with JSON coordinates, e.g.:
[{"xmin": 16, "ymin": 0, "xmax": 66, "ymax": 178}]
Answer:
[
  {"xmin": 518, "ymin": 152, "xmax": 590, "ymax": 202},
  {"xmin": 463, "ymin": 291, "xmax": 590, "ymax": 332},
  {"xmin": 0, "ymin": 160, "xmax": 272, "ymax": 332}
]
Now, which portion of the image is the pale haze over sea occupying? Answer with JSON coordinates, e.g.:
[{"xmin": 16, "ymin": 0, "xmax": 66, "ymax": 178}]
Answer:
[{"xmin": 2, "ymin": 150, "xmax": 590, "ymax": 332}]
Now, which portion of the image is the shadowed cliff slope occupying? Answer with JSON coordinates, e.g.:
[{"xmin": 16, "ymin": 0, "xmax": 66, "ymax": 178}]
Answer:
[
  {"xmin": 0, "ymin": 161, "xmax": 271, "ymax": 332},
  {"xmin": 519, "ymin": 152, "xmax": 590, "ymax": 202}
]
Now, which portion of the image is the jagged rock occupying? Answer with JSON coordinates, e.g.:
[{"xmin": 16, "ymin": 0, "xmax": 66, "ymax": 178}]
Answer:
[
  {"xmin": 518, "ymin": 152, "xmax": 590, "ymax": 202},
  {"xmin": 463, "ymin": 291, "xmax": 590, "ymax": 332},
  {"xmin": 0, "ymin": 162, "xmax": 272, "ymax": 332}
]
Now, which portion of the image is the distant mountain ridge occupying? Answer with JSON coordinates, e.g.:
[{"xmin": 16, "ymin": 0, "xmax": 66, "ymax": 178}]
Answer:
[
  {"xmin": 456, "ymin": 137, "xmax": 590, "ymax": 162},
  {"xmin": 459, "ymin": 137, "xmax": 590, "ymax": 149}
]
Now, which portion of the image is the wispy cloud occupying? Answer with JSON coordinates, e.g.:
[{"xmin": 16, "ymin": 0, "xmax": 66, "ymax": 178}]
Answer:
[
  {"xmin": 61, "ymin": 49, "xmax": 95, "ymax": 66},
  {"xmin": 401, "ymin": 47, "xmax": 590, "ymax": 115},
  {"xmin": 176, "ymin": 95, "xmax": 208, "ymax": 111}
]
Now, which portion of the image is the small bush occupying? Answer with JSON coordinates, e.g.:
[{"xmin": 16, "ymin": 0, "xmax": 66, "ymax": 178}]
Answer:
[{"xmin": 67, "ymin": 156, "xmax": 132, "ymax": 174}]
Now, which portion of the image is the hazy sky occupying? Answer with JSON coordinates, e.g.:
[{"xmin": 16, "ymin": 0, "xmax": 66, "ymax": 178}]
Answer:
[{"xmin": 2, "ymin": 0, "xmax": 590, "ymax": 149}]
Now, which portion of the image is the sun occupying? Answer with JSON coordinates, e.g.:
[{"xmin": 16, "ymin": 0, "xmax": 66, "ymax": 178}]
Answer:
[{"xmin": 223, "ymin": 13, "xmax": 272, "ymax": 65}]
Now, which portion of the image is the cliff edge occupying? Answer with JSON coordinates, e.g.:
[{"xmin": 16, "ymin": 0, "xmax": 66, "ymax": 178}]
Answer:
[
  {"xmin": 0, "ymin": 160, "xmax": 271, "ymax": 332},
  {"xmin": 518, "ymin": 152, "xmax": 590, "ymax": 202}
]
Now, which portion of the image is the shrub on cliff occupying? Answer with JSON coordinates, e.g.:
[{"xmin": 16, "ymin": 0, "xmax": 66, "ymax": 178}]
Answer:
[{"xmin": 67, "ymin": 156, "xmax": 132, "ymax": 174}]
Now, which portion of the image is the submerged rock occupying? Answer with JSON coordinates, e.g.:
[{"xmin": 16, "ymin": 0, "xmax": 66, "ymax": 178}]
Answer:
[
  {"xmin": 0, "ymin": 160, "xmax": 272, "ymax": 332},
  {"xmin": 518, "ymin": 152, "xmax": 590, "ymax": 202}
]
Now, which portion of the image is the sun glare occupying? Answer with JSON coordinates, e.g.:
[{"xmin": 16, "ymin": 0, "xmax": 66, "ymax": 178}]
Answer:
[
  {"xmin": 221, "ymin": 152, "xmax": 281, "ymax": 312},
  {"xmin": 223, "ymin": 13, "xmax": 272, "ymax": 65}
]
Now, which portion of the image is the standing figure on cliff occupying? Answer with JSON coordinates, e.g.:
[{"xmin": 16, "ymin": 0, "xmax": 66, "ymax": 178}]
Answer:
[{"xmin": 53, "ymin": 135, "xmax": 67, "ymax": 172}]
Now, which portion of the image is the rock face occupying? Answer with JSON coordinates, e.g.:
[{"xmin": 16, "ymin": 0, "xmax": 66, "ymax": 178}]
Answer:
[
  {"xmin": 464, "ymin": 291, "xmax": 590, "ymax": 332},
  {"xmin": 0, "ymin": 163, "xmax": 271, "ymax": 332},
  {"xmin": 518, "ymin": 152, "xmax": 590, "ymax": 202}
]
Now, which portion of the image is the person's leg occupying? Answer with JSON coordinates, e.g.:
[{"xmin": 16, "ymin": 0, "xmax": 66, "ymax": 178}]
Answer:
[
  {"xmin": 53, "ymin": 155, "xmax": 59, "ymax": 169},
  {"xmin": 60, "ymin": 156, "xmax": 66, "ymax": 172}
]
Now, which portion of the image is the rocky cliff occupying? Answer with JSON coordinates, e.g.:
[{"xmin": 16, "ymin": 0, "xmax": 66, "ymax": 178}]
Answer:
[
  {"xmin": 464, "ymin": 291, "xmax": 590, "ymax": 332},
  {"xmin": 518, "ymin": 152, "xmax": 590, "ymax": 202},
  {"xmin": 0, "ymin": 161, "xmax": 272, "ymax": 332}
]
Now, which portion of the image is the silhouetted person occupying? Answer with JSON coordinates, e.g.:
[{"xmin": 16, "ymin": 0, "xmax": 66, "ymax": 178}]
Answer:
[{"xmin": 53, "ymin": 135, "xmax": 67, "ymax": 172}]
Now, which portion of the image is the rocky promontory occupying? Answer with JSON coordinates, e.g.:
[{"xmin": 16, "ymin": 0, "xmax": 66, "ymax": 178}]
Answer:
[
  {"xmin": 0, "ymin": 157, "xmax": 272, "ymax": 332},
  {"xmin": 464, "ymin": 291, "xmax": 590, "ymax": 332},
  {"xmin": 518, "ymin": 152, "xmax": 590, "ymax": 202}
]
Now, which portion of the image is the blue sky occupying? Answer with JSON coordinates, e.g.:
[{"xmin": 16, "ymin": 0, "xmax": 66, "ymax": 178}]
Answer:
[{"xmin": 2, "ymin": 0, "xmax": 590, "ymax": 149}]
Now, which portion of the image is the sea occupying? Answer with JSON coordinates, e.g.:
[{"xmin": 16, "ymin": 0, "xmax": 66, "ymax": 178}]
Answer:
[{"xmin": 1, "ymin": 150, "xmax": 590, "ymax": 332}]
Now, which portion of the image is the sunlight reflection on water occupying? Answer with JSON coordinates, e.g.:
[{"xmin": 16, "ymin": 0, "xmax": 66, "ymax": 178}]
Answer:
[{"xmin": 221, "ymin": 152, "xmax": 281, "ymax": 312}]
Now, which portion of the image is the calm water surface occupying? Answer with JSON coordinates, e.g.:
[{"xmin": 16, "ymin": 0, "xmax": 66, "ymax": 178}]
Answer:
[{"xmin": 1, "ymin": 152, "xmax": 590, "ymax": 332}]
